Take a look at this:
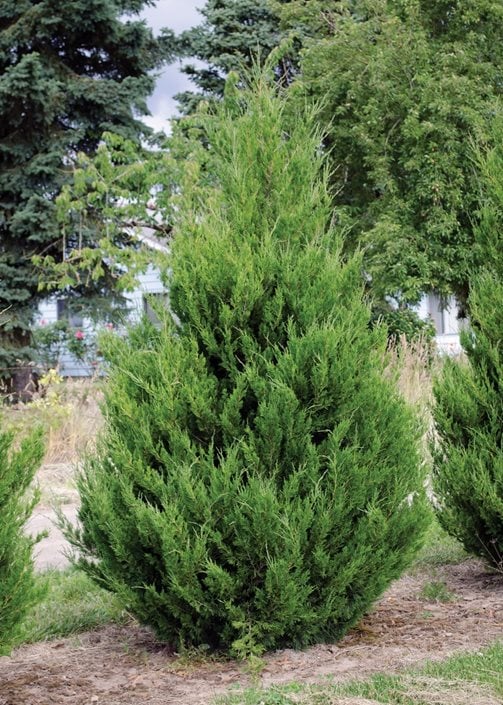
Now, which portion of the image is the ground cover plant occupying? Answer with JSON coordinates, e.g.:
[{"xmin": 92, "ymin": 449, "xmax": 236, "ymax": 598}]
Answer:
[
  {"xmin": 62, "ymin": 71, "xmax": 430, "ymax": 656},
  {"xmin": 0, "ymin": 423, "xmax": 45, "ymax": 655}
]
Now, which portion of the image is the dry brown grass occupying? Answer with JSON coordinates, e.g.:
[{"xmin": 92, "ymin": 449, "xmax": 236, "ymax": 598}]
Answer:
[
  {"xmin": 385, "ymin": 334, "xmax": 436, "ymax": 410},
  {"xmin": 4, "ymin": 375, "xmax": 103, "ymax": 465},
  {"xmin": 399, "ymin": 676, "xmax": 502, "ymax": 705}
]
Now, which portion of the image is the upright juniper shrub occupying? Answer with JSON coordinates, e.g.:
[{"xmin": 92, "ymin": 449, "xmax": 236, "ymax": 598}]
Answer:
[
  {"xmin": 433, "ymin": 120, "xmax": 503, "ymax": 572},
  {"xmin": 65, "ymin": 74, "xmax": 430, "ymax": 654},
  {"xmin": 0, "ymin": 425, "xmax": 44, "ymax": 655},
  {"xmin": 433, "ymin": 273, "xmax": 503, "ymax": 571}
]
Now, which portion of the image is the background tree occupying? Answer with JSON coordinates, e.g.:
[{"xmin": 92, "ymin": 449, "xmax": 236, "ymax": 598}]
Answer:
[
  {"xmin": 0, "ymin": 0, "xmax": 172, "ymax": 381},
  {"xmin": 0, "ymin": 422, "xmax": 45, "ymax": 655},
  {"xmin": 37, "ymin": 112, "xmax": 213, "ymax": 299},
  {"xmin": 63, "ymin": 72, "xmax": 429, "ymax": 655},
  {"xmin": 432, "ymin": 116, "xmax": 503, "ymax": 571},
  {"xmin": 175, "ymin": 0, "xmax": 292, "ymax": 113},
  {"xmin": 279, "ymin": 0, "xmax": 503, "ymax": 309}
]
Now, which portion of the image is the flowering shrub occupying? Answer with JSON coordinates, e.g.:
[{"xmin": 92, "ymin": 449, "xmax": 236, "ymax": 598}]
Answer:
[
  {"xmin": 66, "ymin": 328, "xmax": 94, "ymax": 362},
  {"xmin": 32, "ymin": 320, "xmax": 101, "ymax": 372},
  {"xmin": 32, "ymin": 321, "xmax": 69, "ymax": 369}
]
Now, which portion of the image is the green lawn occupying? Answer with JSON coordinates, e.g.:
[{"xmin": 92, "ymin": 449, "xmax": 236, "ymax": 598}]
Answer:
[{"xmin": 18, "ymin": 568, "xmax": 129, "ymax": 645}]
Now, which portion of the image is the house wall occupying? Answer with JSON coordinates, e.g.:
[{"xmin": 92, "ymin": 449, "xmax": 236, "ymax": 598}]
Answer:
[{"xmin": 36, "ymin": 266, "xmax": 167, "ymax": 377}]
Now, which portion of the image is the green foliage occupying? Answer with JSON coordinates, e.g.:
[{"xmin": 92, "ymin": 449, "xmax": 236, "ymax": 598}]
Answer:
[
  {"xmin": 64, "ymin": 73, "xmax": 430, "ymax": 655},
  {"xmin": 175, "ymin": 0, "xmax": 290, "ymax": 113},
  {"xmin": 471, "ymin": 112, "xmax": 503, "ymax": 281},
  {"xmin": 432, "ymin": 122, "xmax": 503, "ymax": 571},
  {"xmin": 0, "ymin": 423, "xmax": 45, "ymax": 655},
  {"xmin": 34, "ymin": 132, "xmax": 172, "ymax": 300},
  {"xmin": 432, "ymin": 272, "xmax": 503, "ymax": 571},
  {"xmin": 18, "ymin": 568, "xmax": 128, "ymax": 645},
  {"xmin": 0, "ymin": 1, "xmax": 172, "ymax": 370},
  {"xmin": 419, "ymin": 578, "xmax": 455, "ymax": 603},
  {"xmin": 281, "ymin": 0, "xmax": 503, "ymax": 307},
  {"xmin": 32, "ymin": 320, "xmax": 100, "ymax": 371},
  {"xmin": 46, "ymin": 121, "xmax": 215, "ymax": 305},
  {"xmin": 370, "ymin": 303, "xmax": 436, "ymax": 346}
]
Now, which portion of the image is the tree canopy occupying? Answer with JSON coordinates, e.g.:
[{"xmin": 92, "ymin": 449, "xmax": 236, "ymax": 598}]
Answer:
[
  {"xmin": 280, "ymin": 0, "xmax": 503, "ymax": 307},
  {"xmin": 0, "ymin": 0, "xmax": 172, "ymax": 375},
  {"xmin": 175, "ymin": 0, "xmax": 289, "ymax": 113}
]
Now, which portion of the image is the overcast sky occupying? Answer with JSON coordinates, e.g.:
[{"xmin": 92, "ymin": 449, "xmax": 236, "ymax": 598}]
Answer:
[{"xmin": 140, "ymin": 0, "xmax": 205, "ymax": 132}]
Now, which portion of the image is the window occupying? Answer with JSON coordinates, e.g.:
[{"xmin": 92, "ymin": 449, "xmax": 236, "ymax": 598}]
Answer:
[
  {"xmin": 428, "ymin": 293, "xmax": 464, "ymax": 335},
  {"xmin": 57, "ymin": 299, "xmax": 84, "ymax": 327},
  {"xmin": 142, "ymin": 293, "xmax": 169, "ymax": 325}
]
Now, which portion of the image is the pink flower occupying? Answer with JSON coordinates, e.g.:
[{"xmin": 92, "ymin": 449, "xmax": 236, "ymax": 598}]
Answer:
[
  {"xmin": 40, "ymin": 319, "xmax": 47, "ymax": 326},
  {"xmin": 74, "ymin": 329, "xmax": 85, "ymax": 340},
  {"xmin": 105, "ymin": 322, "xmax": 114, "ymax": 330}
]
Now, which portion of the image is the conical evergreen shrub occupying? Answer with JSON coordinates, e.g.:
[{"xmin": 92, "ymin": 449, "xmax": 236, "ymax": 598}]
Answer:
[
  {"xmin": 433, "ymin": 124, "xmax": 503, "ymax": 571},
  {"xmin": 433, "ymin": 272, "xmax": 503, "ymax": 571},
  {"xmin": 0, "ymin": 425, "xmax": 44, "ymax": 655},
  {"xmin": 66, "ymin": 75, "xmax": 430, "ymax": 654}
]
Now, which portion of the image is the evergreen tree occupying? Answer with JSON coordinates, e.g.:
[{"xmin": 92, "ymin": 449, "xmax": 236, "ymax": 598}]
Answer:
[
  {"xmin": 0, "ymin": 422, "xmax": 45, "ymax": 655},
  {"xmin": 280, "ymin": 0, "xmax": 503, "ymax": 309},
  {"xmin": 175, "ymin": 0, "xmax": 290, "ymax": 113},
  {"xmin": 432, "ymin": 118, "xmax": 503, "ymax": 572},
  {"xmin": 0, "ymin": 0, "xmax": 172, "ymax": 380},
  {"xmin": 64, "ymin": 73, "xmax": 430, "ymax": 654}
]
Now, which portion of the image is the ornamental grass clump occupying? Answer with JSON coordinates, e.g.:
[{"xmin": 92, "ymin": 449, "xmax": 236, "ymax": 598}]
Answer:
[
  {"xmin": 65, "ymin": 73, "xmax": 430, "ymax": 655},
  {"xmin": 0, "ymin": 425, "xmax": 44, "ymax": 655}
]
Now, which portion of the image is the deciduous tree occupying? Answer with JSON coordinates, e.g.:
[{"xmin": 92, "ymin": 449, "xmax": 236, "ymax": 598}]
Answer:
[{"xmin": 280, "ymin": 0, "xmax": 503, "ymax": 308}]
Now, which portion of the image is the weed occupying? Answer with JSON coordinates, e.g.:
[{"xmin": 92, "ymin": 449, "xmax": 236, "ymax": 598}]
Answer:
[
  {"xmin": 420, "ymin": 579, "xmax": 456, "ymax": 603},
  {"xmin": 3, "ymin": 377, "xmax": 102, "ymax": 465}
]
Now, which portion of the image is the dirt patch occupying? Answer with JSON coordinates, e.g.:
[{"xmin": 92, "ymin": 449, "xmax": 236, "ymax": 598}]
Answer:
[{"xmin": 0, "ymin": 560, "xmax": 501, "ymax": 705}]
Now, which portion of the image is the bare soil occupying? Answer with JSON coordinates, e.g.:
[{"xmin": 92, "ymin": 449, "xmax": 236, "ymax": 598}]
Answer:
[{"xmin": 1, "ymin": 560, "xmax": 502, "ymax": 705}]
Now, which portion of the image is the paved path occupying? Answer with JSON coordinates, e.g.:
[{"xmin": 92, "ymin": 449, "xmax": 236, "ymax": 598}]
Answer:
[{"xmin": 26, "ymin": 505, "xmax": 78, "ymax": 570}]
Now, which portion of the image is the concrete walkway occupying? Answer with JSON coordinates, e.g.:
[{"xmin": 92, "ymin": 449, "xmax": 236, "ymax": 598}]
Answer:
[{"xmin": 26, "ymin": 505, "xmax": 78, "ymax": 570}]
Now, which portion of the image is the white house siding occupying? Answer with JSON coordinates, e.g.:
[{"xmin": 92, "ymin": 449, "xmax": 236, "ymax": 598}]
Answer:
[
  {"xmin": 35, "ymin": 266, "xmax": 168, "ymax": 377},
  {"xmin": 123, "ymin": 265, "xmax": 167, "ymax": 324}
]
